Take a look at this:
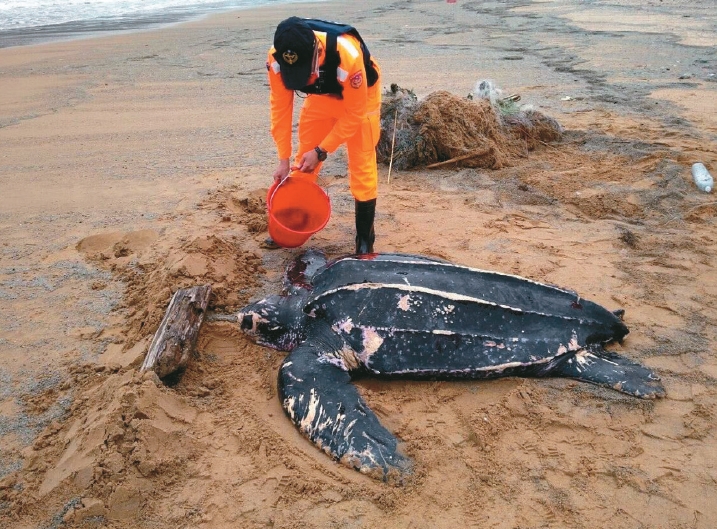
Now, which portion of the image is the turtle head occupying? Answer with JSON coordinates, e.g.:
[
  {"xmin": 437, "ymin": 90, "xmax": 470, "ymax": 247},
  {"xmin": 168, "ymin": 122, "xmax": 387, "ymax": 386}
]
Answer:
[{"xmin": 238, "ymin": 294, "xmax": 306, "ymax": 351}]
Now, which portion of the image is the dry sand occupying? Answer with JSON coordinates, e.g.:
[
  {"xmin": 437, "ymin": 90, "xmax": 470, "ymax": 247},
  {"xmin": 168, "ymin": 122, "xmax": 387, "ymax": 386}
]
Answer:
[{"xmin": 1, "ymin": 0, "xmax": 716, "ymax": 527}]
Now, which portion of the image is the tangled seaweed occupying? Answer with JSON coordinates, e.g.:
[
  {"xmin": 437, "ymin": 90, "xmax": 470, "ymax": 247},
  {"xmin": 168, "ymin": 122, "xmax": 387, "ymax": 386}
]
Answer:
[{"xmin": 377, "ymin": 83, "xmax": 563, "ymax": 170}]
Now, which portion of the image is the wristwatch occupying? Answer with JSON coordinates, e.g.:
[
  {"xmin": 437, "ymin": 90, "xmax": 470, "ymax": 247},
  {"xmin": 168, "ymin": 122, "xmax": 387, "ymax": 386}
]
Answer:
[{"xmin": 314, "ymin": 146, "xmax": 328, "ymax": 161}]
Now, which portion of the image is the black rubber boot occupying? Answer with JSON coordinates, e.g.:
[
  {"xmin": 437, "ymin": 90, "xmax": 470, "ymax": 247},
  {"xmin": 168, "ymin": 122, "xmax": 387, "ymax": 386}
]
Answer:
[{"xmin": 355, "ymin": 199, "xmax": 376, "ymax": 254}]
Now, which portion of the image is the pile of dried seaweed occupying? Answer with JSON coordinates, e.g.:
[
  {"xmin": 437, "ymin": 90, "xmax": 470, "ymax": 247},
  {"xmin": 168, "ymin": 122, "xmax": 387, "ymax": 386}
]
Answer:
[{"xmin": 377, "ymin": 83, "xmax": 562, "ymax": 170}]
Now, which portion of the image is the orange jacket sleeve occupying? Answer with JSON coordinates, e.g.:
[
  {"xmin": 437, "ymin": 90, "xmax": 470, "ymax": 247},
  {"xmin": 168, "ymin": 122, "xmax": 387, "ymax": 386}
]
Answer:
[
  {"xmin": 267, "ymin": 48, "xmax": 294, "ymax": 160},
  {"xmin": 318, "ymin": 35, "xmax": 369, "ymax": 153}
]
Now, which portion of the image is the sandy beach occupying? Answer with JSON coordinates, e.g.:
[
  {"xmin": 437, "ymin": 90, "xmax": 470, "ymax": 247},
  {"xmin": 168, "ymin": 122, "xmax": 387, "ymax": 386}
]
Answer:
[{"xmin": 1, "ymin": 0, "xmax": 716, "ymax": 527}]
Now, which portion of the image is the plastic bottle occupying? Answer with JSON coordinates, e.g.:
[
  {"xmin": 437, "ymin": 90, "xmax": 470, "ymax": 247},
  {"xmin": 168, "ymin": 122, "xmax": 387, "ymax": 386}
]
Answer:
[{"xmin": 692, "ymin": 163, "xmax": 713, "ymax": 193}]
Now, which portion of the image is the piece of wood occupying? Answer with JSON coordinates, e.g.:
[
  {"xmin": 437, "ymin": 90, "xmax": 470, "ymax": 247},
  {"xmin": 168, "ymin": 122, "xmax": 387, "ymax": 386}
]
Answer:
[
  {"xmin": 387, "ymin": 108, "xmax": 398, "ymax": 184},
  {"xmin": 426, "ymin": 146, "xmax": 492, "ymax": 169},
  {"xmin": 140, "ymin": 285, "xmax": 212, "ymax": 379}
]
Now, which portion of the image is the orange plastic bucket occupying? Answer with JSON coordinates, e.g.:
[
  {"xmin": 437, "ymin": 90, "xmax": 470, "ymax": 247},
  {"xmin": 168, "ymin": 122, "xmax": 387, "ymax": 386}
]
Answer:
[{"xmin": 266, "ymin": 176, "xmax": 331, "ymax": 248}]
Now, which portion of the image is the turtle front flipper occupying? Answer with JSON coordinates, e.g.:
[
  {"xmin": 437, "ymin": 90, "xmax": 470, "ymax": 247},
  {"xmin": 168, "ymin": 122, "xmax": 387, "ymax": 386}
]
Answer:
[
  {"xmin": 548, "ymin": 346, "xmax": 666, "ymax": 399},
  {"xmin": 278, "ymin": 343, "xmax": 412, "ymax": 483}
]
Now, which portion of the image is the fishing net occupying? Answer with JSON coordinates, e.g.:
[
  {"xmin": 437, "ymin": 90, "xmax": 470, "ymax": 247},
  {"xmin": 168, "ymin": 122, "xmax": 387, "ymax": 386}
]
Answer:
[{"xmin": 377, "ymin": 82, "xmax": 563, "ymax": 170}]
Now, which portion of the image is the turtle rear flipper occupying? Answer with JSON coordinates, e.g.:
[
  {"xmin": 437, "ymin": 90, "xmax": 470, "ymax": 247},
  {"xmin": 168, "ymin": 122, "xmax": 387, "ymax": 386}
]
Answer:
[
  {"xmin": 548, "ymin": 347, "xmax": 665, "ymax": 399},
  {"xmin": 278, "ymin": 343, "xmax": 412, "ymax": 483}
]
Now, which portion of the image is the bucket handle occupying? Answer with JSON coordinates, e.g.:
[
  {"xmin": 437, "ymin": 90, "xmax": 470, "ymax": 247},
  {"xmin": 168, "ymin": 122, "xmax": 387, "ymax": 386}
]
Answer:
[{"xmin": 268, "ymin": 176, "xmax": 287, "ymax": 207}]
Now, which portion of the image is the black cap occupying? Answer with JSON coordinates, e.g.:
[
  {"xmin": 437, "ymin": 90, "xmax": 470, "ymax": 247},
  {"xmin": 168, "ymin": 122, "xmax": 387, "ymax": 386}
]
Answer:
[{"xmin": 273, "ymin": 17, "xmax": 315, "ymax": 90}]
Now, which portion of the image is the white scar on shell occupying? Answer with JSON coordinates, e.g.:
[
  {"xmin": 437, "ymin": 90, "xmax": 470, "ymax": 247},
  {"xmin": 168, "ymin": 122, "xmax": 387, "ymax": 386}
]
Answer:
[
  {"xmin": 361, "ymin": 327, "xmax": 384, "ymax": 358},
  {"xmin": 398, "ymin": 294, "xmax": 411, "ymax": 311},
  {"xmin": 334, "ymin": 318, "xmax": 354, "ymax": 334}
]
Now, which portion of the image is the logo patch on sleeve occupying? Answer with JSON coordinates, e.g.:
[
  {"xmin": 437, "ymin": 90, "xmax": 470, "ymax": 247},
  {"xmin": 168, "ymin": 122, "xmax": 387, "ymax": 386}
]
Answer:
[{"xmin": 350, "ymin": 72, "xmax": 363, "ymax": 89}]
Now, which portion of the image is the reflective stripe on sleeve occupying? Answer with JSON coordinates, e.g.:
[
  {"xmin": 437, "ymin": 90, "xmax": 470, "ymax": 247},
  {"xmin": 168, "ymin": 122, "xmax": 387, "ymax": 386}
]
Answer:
[{"xmin": 337, "ymin": 36, "xmax": 360, "ymax": 59}]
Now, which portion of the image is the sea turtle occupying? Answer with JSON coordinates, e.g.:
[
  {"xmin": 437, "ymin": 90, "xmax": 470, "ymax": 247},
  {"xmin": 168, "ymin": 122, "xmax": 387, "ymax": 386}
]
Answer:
[{"xmin": 238, "ymin": 250, "xmax": 664, "ymax": 482}]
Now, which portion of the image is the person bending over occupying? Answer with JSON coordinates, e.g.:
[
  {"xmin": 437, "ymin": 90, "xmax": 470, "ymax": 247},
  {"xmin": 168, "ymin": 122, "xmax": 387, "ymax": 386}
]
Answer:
[{"xmin": 267, "ymin": 16, "xmax": 382, "ymax": 254}]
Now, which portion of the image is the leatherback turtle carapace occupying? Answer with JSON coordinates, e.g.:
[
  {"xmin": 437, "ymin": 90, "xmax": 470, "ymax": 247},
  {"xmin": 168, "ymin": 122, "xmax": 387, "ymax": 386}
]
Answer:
[{"xmin": 238, "ymin": 250, "xmax": 664, "ymax": 481}]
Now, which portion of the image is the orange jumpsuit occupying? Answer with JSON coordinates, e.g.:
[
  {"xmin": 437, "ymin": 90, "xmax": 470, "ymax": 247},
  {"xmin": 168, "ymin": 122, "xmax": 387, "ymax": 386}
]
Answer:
[{"xmin": 267, "ymin": 32, "xmax": 382, "ymax": 202}]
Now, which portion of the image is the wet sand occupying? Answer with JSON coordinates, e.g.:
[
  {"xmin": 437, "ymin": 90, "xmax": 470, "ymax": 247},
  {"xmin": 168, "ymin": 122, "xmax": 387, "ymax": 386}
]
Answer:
[{"xmin": 1, "ymin": 0, "xmax": 716, "ymax": 527}]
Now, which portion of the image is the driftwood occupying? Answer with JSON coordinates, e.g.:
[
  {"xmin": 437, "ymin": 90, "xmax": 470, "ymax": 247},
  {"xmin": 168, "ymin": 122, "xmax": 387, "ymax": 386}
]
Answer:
[
  {"xmin": 140, "ymin": 285, "xmax": 212, "ymax": 379},
  {"xmin": 426, "ymin": 146, "xmax": 492, "ymax": 169}
]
